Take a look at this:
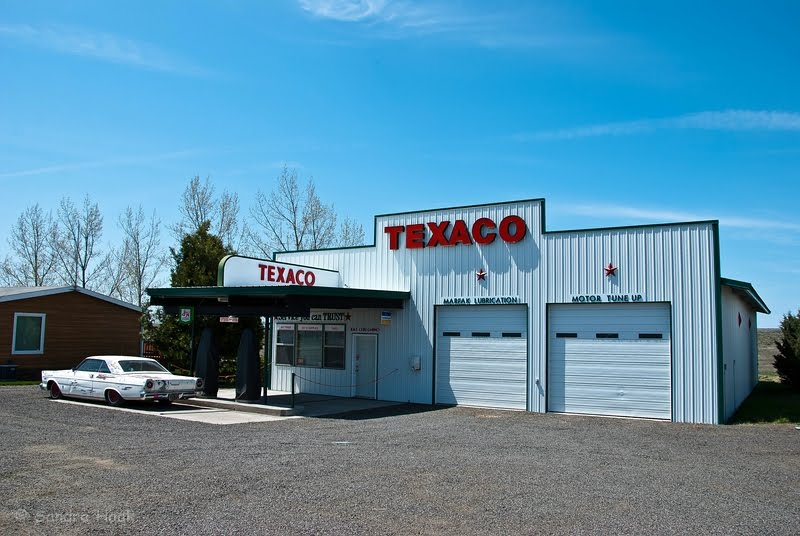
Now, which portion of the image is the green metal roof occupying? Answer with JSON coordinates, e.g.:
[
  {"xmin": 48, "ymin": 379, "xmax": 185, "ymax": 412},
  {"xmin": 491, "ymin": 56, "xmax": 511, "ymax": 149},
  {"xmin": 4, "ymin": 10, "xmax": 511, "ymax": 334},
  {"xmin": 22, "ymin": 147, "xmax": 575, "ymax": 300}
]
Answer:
[
  {"xmin": 146, "ymin": 285, "xmax": 409, "ymax": 317},
  {"xmin": 720, "ymin": 278, "xmax": 770, "ymax": 314},
  {"xmin": 146, "ymin": 285, "xmax": 408, "ymax": 301}
]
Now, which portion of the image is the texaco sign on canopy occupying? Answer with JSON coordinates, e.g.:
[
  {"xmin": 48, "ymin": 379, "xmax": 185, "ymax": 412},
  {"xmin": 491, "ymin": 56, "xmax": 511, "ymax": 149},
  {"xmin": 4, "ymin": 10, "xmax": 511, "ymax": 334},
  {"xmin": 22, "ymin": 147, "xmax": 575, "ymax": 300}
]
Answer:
[{"xmin": 220, "ymin": 255, "xmax": 340, "ymax": 288}]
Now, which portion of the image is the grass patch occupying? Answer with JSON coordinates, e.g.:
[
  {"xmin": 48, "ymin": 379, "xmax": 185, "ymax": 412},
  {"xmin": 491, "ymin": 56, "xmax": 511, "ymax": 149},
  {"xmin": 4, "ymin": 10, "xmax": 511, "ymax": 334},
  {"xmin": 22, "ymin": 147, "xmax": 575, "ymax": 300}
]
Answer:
[
  {"xmin": 0, "ymin": 380, "xmax": 40, "ymax": 386},
  {"xmin": 730, "ymin": 380, "xmax": 800, "ymax": 424}
]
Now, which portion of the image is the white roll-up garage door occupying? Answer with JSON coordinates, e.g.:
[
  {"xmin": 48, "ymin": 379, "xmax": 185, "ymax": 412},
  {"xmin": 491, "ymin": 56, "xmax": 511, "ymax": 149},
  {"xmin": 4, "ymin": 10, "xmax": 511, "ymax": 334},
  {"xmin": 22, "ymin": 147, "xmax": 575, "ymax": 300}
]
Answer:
[
  {"xmin": 548, "ymin": 303, "xmax": 672, "ymax": 419},
  {"xmin": 435, "ymin": 305, "xmax": 528, "ymax": 410}
]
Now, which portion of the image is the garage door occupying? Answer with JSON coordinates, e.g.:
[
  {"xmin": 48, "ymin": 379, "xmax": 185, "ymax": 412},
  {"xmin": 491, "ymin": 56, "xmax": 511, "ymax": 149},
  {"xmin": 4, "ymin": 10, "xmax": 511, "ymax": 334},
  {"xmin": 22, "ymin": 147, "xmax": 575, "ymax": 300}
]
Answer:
[
  {"xmin": 548, "ymin": 303, "xmax": 672, "ymax": 419},
  {"xmin": 435, "ymin": 305, "xmax": 527, "ymax": 410}
]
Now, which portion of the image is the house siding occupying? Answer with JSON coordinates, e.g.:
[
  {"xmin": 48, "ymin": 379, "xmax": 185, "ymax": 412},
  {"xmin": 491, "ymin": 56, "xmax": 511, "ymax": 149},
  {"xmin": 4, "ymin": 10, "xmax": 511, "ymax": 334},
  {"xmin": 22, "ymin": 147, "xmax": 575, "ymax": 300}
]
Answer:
[{"xmin": 1, "ymin": 291, "xmax": 141, "ymax": 378}]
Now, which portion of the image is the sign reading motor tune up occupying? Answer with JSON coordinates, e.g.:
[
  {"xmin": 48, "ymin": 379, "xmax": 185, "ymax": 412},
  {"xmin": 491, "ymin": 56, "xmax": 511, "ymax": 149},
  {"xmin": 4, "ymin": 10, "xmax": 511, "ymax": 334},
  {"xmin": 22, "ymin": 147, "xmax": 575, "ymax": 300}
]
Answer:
[{"xmin": 384, "ymin": 215, "xmax": 527, "ymax": 250}]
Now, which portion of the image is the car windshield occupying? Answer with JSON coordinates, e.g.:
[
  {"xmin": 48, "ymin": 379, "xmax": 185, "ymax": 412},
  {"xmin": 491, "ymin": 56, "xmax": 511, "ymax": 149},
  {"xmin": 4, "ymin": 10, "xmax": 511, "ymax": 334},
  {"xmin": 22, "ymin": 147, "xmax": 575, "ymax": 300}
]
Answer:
[{"xmin": 118, "ymin": 360, "xmax": 170, "ymax": 373}]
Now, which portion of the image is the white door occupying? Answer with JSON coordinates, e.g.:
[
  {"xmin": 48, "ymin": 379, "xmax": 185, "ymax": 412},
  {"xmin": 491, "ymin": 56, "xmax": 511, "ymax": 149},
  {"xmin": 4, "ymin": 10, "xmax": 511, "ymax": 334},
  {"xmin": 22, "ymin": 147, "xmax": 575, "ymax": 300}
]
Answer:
[
  {"xmin": 353, "ymin": 334, "xmax": 377, "ymax": 399},
  {"xmin": 435, "ymin": 305, "xmax": 528, "ymax": 410},
  {"xmin": 548, "ymin": 303, "xmax": 672, "ymax": 420}
]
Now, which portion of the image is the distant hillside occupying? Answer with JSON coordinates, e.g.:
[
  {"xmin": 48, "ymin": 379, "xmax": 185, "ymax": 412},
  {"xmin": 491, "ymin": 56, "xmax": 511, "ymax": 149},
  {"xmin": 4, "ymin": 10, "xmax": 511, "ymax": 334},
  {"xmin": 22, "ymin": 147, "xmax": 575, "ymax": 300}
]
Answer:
[{"xmin": 758, "ymin": 328, "xmax": 781, "ymax": 380}]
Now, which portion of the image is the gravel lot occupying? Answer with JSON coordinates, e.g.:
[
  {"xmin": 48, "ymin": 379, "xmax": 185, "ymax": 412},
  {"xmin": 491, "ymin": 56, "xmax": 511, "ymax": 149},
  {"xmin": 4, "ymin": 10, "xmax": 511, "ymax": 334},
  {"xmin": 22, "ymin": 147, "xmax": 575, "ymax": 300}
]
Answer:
[{"xmin": 1, "ymin": 386, "xmax": 799, "ymax": 536}]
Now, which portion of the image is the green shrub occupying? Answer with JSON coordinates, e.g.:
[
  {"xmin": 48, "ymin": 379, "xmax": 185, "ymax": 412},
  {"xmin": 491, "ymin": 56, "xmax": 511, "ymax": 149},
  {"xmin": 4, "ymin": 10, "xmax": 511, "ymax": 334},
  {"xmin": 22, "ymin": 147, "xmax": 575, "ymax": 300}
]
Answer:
[{"xmin": 773, "ymin": 311, "xmax": 800, "ymax": 389}]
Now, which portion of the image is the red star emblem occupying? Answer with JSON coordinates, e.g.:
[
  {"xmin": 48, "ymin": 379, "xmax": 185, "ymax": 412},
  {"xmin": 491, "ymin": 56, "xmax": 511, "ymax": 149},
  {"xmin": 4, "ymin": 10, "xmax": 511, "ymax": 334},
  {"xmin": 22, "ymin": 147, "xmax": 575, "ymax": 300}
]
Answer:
[
  {"xmin": 476, "ymin": 269, "xmax": 487, "ymax": 281},
  {"xmin": 604, "ymin": 263, "xmax": 617, "ymax": 277}
]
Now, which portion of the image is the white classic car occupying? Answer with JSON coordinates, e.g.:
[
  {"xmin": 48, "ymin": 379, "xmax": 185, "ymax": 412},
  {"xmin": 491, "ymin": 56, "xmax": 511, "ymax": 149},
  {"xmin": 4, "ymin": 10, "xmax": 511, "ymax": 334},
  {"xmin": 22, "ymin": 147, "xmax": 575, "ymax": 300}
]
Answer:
[{"xmin": 40, "ymin": 356, "xmax": 204, "ymax": 406}]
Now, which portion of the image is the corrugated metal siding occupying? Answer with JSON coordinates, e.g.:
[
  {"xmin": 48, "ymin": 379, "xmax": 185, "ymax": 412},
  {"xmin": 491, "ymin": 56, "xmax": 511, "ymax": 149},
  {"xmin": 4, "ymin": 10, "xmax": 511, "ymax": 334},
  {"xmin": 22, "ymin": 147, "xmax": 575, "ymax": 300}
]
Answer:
[
  {"xmin": 277, "ymin": 201, "xmax": 543, "ymax": 405},
  {"xmin": 276, "ymin": 202, "xmax": 721, "ymax": 423},
  {"xmin": 721, "ymin": 285, "xmax": 758, "ymax": 421},
  {"xmin": 435, "ymin": 305, "xmax": 528, "ymax": 410},
  {"xmin": 543, "ymin": 224, "xmax": 719, "ymax": 423}
]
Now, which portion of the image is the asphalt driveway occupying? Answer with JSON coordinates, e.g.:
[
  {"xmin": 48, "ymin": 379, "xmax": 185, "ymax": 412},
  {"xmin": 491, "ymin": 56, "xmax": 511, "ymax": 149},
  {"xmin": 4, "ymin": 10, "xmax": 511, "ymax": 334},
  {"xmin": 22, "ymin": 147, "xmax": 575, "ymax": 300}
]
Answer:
[{"xmin": 1, "ymin": 386, "xmax": 798, "ymax": 535}]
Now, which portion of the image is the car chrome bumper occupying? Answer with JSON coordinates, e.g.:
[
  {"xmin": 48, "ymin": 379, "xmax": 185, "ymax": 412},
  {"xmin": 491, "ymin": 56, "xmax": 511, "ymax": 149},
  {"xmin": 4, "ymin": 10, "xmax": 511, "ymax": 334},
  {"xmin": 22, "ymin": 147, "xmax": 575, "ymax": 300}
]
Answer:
[{"xmin": 140, "ymin": 391, "xmax": 201, "ymax": 401}]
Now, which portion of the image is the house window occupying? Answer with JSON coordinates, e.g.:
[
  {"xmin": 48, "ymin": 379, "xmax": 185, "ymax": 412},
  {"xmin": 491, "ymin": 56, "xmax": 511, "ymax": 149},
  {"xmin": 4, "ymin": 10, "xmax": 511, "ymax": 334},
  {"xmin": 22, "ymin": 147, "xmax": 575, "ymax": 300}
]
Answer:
[{"xmin": 12, "ymin": 313, "xmax": 46, "ymax": 355}]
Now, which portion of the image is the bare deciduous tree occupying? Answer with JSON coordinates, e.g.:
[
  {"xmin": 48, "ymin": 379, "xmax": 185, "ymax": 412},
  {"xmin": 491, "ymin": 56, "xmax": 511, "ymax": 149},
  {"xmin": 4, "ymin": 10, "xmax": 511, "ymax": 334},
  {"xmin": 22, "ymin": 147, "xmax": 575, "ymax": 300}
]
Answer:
[
  {"xmin": 102, "ymin": 246, "xmax": 129, "ymax": 300},
  {"xmin": 1, "ymin": 204, "xmax": 58, "ymax": 286},
  {"xmin": 54, "ymin": 195, "xmax": 105, "ymax": 288},
  {"xmin": 118, "ymin": 206, "xmax": 166, "ymax": 307},
  {"xmin": 245, "ymin": 165, "xmax": 365, "ymax": 257},
  {"xmin": 171, "ymin": 175, "xmax": 240, "ymax": 248},
  {"xmin": 338, "ymin": 216, "xmax": 366, "ymax": 247}
]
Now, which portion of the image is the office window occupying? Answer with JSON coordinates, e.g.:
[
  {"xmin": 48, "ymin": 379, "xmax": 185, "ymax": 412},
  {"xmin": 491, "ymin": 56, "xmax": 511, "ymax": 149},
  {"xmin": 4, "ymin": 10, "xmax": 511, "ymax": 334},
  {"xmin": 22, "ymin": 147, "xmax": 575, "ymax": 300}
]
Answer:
[
  {"xmin": 275, "ymin": 324, "xmax": 295, "ymax": 365},
  {"xmin": 296, "ymin": 324, "xmax": 323, "ymax": 367},
  {"xmin": 12, "ymin": 313, "xmax": 46, "ymax": 355},
  {"xmin": 323, "ymin": 325, "xmax": 346, "ymax": 369}
]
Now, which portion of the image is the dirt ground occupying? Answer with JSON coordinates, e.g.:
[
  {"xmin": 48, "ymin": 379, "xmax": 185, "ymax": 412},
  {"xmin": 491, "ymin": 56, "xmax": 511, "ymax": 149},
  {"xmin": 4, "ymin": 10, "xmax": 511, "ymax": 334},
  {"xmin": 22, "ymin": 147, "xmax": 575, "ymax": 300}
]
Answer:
[{"xmin": 758, "ymin": 328, "xmax": 781, "ymax": 379}]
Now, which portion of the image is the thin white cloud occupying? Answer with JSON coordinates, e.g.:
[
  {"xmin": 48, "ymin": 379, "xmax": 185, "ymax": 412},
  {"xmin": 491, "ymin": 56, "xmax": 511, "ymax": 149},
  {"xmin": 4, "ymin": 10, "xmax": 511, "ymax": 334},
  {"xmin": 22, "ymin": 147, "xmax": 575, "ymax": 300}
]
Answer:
[
  {"xmin": 520, "ymin": 110, "xmax": 800, "ymax": 141},
  {"xmin": 298, "ymin": 0, "xmax": 388, "ymax": 21},
  {"xmin": 563, "ymin": 203, "xmax": 800, "ymax": 232},
  {"xmin": 0, "ymin": 149, "xmax": 200, "ymax": 179},
  {"xmin": 297, "ymin": 1, "xmax": 609, "ymax": 50},
  {"xmin": 0, "ymin": 23, "xmax": 208, "ymax": 76}
]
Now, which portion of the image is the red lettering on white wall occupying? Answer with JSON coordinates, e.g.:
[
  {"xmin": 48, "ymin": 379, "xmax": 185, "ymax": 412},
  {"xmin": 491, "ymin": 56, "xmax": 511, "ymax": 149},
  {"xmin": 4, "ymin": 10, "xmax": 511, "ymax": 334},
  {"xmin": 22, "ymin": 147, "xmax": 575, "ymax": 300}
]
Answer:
[{"xmin": 383, "ymin": 215, "xmax": 527, "ymax": 250}]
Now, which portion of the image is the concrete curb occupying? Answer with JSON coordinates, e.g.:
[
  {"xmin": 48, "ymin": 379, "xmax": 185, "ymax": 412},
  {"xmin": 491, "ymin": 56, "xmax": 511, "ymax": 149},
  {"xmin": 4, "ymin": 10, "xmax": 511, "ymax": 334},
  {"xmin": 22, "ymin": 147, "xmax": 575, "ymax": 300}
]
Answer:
[{"xmin": 186, "ymin": 397, "xmax": 303, "ymax": 416}]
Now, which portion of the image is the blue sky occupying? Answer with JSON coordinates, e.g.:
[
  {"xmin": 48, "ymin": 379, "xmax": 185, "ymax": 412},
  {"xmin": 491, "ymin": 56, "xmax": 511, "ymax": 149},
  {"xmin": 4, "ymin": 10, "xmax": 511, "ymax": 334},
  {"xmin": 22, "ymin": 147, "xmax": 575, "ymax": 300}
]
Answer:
[{"xmin": 1, "ymin": 0, "xmax": 798, "ymax": 326}]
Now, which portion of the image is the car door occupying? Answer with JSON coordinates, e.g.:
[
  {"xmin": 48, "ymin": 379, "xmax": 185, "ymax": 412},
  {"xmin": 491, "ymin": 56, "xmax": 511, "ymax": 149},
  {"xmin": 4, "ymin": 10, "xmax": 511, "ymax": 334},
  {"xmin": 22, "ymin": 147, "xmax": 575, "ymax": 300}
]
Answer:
[
  {"xmin": 91, "ymin": 360, "xmax": 114, "ymax": 398},
  {"xmin": 73, "ymin": 359, "xmax": 101, "ymax": 397}
]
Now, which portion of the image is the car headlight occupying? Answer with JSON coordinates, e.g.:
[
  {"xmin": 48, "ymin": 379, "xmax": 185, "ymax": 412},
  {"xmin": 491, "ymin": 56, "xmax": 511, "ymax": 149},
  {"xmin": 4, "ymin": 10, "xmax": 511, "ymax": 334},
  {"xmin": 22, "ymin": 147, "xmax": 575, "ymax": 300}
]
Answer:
[
  {"xmin": 196, "ymin": 378, "xmax": 204, "ymax": 389},
  {"xmin": 145, "ymin": 379, "xmax": 154, "ymax": 390}
]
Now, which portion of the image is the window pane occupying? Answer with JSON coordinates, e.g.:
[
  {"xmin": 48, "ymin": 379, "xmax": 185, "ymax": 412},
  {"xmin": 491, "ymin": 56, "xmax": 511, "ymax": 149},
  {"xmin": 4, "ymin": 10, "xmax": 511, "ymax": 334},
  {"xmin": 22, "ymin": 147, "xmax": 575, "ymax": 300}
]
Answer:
[
  {"xmin": 275, "ymin": 345, "xmax": 294, "ymax": 365},
  {"xmin": 324, "ymin": 328, "xmax": 345, "ymax": 347},
  {"xmin": 296, "ymin": 326, "xmax": 323, "ymax": 367},
  {"xmin": 77, "ymin": 359, "xmax": 102, "ymax": 372},
  {"xmin": 275, "ymin": 324, "xmax": 295, "ymax": 365},
  {"xmin": 276, "ymin": 325, "xmax": 295, "ymax": 344},
  {"xmin": 14, "ymin": 315, "xmax": 43, "ymax": 352},
  {"xmin": 595, "ymin": 333, "xmax": 619, "ymax": 339},
  {"xmin": 324, "ymin": 347, "xmax": 345, "ymax": 369}
]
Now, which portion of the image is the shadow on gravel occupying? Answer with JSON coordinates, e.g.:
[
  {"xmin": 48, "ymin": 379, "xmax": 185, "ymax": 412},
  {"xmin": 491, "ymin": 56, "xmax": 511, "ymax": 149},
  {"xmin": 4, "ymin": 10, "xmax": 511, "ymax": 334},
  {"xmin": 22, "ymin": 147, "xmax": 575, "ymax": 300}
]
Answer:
[
  {"xmin": 315, "ymin": 403, "xmax": 445, "ymax": 421},
  {"xmin": 50, "ymin": 397, "xmax": 209, "ymax": 413}
]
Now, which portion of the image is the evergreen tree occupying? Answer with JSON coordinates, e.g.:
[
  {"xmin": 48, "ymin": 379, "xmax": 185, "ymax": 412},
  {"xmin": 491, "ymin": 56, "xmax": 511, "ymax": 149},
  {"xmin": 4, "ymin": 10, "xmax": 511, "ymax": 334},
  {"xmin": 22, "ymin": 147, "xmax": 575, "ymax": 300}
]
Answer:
[
  {"xmin": 773, "ymin": 310, "xmax": 800, "ymax": 389},
  {"xmin": 144, "ymin": 221, "xmax": 263, "ymax": 375}
]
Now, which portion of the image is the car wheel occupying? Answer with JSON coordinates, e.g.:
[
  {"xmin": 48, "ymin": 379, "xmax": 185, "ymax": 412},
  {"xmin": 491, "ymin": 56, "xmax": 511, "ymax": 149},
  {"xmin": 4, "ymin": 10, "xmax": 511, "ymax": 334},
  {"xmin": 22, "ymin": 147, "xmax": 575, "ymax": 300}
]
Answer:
[
  {"xmin": 48, "ymin": 382, "xmax": 62, "ymax": 400},
  {"xmin": 104, "ymin": 390, "xmax": 124, "ymax": 407}
]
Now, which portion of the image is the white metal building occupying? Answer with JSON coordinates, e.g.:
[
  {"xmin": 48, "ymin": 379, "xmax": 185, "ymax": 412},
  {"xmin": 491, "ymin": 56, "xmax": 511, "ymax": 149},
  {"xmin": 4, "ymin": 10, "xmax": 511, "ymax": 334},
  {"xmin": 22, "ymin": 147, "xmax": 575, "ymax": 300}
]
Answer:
[{"xmin": 159, "ymin": 198, "xmax": 769, "ymax": 425}]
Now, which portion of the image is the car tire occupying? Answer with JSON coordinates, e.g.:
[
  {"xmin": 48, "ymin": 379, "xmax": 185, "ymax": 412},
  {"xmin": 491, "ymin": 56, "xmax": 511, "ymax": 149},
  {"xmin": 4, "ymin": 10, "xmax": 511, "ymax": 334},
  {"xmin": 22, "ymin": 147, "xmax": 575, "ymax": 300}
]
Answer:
[
  {"xmin": 48, "ymin": 382, "xmax": 62, "ymax": 400},
  {"xmin": 104, "ymin": 390, "xmax": 124, "ymax": 407}
]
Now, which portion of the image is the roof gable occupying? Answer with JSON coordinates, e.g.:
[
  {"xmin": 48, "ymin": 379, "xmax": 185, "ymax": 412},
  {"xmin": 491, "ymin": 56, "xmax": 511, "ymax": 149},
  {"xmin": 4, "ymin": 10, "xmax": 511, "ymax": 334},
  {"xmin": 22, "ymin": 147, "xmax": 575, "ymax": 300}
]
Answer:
[{"xmin": 0, "ymin": 286, "xmax": 141, "ymax": 312}]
